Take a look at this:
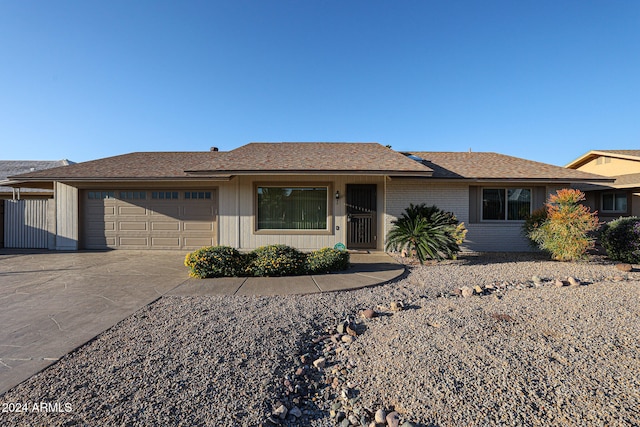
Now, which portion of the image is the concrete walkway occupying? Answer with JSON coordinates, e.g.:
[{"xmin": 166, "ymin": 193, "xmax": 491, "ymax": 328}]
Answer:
[
  {"xmin": 0, "ymin": 250, "xmax": 403, "ymax": 395},
  {"xmin": 168, "ymin": 252, "xmax": 405, "ymax": 296}
]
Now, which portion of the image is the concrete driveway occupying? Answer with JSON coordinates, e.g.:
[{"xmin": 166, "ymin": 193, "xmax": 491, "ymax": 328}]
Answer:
[{"xmin": 0, "ymin": 250, "xmax": 188, "ymax": 395}]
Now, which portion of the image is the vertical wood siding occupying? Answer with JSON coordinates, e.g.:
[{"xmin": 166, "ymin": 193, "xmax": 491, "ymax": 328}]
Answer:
[
  {"xmin": 4, "ymin": 199, "xmax": 49, "ymax": 248},
  {"xmin": 55, "ymin": 182, "xmax": 79, "ymax": 250}
]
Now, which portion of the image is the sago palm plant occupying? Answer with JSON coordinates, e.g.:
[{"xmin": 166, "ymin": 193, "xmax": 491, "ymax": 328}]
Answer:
[{"xmin": 386, "ymin": 204, "xmax": 463, "ymax": 263}]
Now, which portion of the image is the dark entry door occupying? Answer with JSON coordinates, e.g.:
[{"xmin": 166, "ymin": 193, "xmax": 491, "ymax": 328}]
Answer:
[{"xmin": 346, "ymin": 184, "xmax": 377, "ymax": 249}]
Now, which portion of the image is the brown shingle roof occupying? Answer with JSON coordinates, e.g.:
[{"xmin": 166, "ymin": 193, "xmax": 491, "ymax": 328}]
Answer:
[
  {"xmin": 610, "ymin": 172, "xmax": 640, "ymax": 188},
  {"xmin": 10, "ymin": 143, "xmax": 433, "ymax": 182},
  {"xmin": 411, "ymin": 152, "xmax": 612, "ymax": 182},
  {"xmin": 10, "ymin": 152, "xmax": 220, "ymax": 180},
  {"xmin": 187, "ymin": 142, "xmax": 433, "ymax": 175}
]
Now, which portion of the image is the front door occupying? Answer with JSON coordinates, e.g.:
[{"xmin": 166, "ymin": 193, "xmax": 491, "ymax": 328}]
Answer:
[{"xmin": 346, "ymin": 184, "xmax": 377, "ymax": 249}]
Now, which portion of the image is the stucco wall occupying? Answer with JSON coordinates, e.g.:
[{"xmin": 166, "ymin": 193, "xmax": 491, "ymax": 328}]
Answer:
[{"xmin": 576, "ymin": 156, "xmax": 640, "ymax": 176}]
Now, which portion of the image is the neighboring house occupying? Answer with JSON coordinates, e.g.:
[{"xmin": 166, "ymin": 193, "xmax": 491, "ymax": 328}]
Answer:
[
  {"xmin": 7, "ymin": 143, "xmax": 610, "ymax": 252},
  {"xmin": 565, "ymin": 150, "xmax": 640, "ymax": 220},
  {"xmin": 0, "ymin": 160, "xmax": 73, "ymax": 199},
  {"xmin": 0, "ymin": 160, "xmax": 73, "ymax": 249}
]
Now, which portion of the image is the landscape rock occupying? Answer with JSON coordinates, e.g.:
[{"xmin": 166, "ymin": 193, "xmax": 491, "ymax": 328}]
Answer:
[
  {"xmin": 273, "ymin": 404, "xmax": 287, "ymax": 419},
  {"xmin": 346, "ymin": 324, "xmax": 358, "ymax": 336},
  {"xmin": 289, "ymin": 406, "xmax": 302, "ymax": 418},
  {"xmin": 386, "ymin": 411, "xmax": 401, "ymax": 427},
  {"xmin": 341, "ymin": 334, "xmax": 354, "ymax": 344},
  {"xmin": 555, "ymin": 279, "xmax": 565, "ymax": 287},
  {"xmin": 616, "ymin": 263, "xmax": 633, "ymax": 272},
  {"xmin": 313, "ymin": 357, "xmax": 326, "ymax": 369},
  {"xmin": 390, "ymin": 301, "xmax": 404, "ymax": 311},
  {"xmin": 337, "ymin": 322, "xmax": 347, "ymax": 334},
  {"xmin": 461, "ymin": 286, "xmax": 474, "ymax": 298},
  {"xmin": 374, "ymin": 408, "xmax": 387, "ymax": 423},
  {"xmin": 568, "ymin": 276, "xmax": 581, "ymax": 287},
  {"xmin": 362, "ymin": 309, "xmax": 376, "ymax": 319}
]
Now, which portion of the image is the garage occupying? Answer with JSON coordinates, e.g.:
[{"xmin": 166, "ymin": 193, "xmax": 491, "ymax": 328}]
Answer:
[{"xmin": 82, "ymin": 189, "xmax": 217, "ymax": 250}]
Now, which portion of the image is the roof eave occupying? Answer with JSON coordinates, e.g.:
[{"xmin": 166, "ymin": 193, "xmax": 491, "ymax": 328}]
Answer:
[
  {"xmin": 5, "ymin": 176, "xmax": 235, "ymax": 185},
  {"xmin": 185, "ymin": 169, "xmax": 433, "ymax": 177}
]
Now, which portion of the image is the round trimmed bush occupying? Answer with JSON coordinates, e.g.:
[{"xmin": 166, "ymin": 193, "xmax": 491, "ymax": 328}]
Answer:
[
  {"xmin": 184, "ymin": 246, "xmax": 245, "ymax": 278},
  {"xmin": 600, "ymin": 216, "xmax": 640, "ymax": 263},
  {"xmin": 306, "ymin": 248, "xmax": 350, "ymax": 274},
  {"xmin": 247, "ymin": 244, "xmax": 307, "ymax": 277}
]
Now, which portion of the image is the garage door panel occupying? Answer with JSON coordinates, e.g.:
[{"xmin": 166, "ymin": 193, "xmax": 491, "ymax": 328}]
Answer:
[
  {"xmin": 183, "ymin": 205, "xmax": 216, "ymax": 217},
  {"xmin": 87, "ymin": 220, "xmax": 115, "ymax": 231},
  {"xmin": 151, "ymin": 237, "xmax": 181, "ymax": 248},
  {"xmin": 184, "ymin": 237, "xmax": 216, "ymax": 247},
  {"xmin": 151, "ymin": 222, "xmax": 180, "ymax": 231},
  {"xmin": 184, "ymin": 221, "xmax": 214, "ymax": 231},
  {"xmin": 119, "ymin": 222, "xmax": 147, "ymax": 231},
  {"xmin": 119, "ymin": 206, "xmax": 147, "ymax": 215},
  {"xmin": 83, "ymin": 190, "xmax": 217, "ymax": 250},
  {"xmin": 119, "ymin": 237, "xmax": 149, "ymax": 247},
  {"xmin": 149, "ymin": 205, "xmax": 181, "ymax": 217},
  {"xmin": 86, "ymin": 205, "xmax": 115, "ymax": 216}
]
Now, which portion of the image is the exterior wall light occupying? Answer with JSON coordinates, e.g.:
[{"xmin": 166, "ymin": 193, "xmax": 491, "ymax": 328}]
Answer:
[{"xmin": 335, "ymin": 190, "xmax": 340, "ymax": 200}]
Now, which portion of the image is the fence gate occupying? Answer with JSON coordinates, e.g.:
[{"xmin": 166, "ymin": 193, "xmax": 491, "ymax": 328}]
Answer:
[{"xmin": 4, "ymin": 199, "xmax": 49, "ymax": 249}]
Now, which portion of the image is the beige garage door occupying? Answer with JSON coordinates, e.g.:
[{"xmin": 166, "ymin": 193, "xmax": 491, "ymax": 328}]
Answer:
[{"xmin": 82, "ymin": 190, "xmax": 217, "ymax": 250}]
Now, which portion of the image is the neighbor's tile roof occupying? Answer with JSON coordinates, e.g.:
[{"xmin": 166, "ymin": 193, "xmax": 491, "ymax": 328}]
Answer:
[
  {"xmin": 187, "ymin": 142, "xmax": 433, "ymax": 175},
  {"xmin": 1, "ymin": 160, "xmax": 73, "ymax": 192},
  {"xmin": 410, "ymin": 152, "xmax": 612, "ymax": 181}
]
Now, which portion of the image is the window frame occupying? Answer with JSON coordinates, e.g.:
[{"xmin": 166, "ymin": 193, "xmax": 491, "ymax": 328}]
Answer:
[
  {"xmin": 481, "ymin": 187, "xmax": 532, "ymax": 222},
  {"xmin": 253, "ymin": 183, "xmax": 333, "ymax": 235},
  {"xmin": 601, "ymin": 192, "xmax": 628, "ymax": 213}
]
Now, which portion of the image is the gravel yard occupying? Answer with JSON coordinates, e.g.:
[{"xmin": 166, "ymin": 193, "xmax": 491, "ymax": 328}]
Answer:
[{"xmin": 1, "ymin": 253, "xmax": 639, "ymax": 427}]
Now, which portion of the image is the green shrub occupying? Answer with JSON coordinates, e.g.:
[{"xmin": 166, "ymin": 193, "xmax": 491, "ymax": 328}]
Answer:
[
  {"xmin": 385, "ymin": 203, "xmax": 463, "ymax": 263},
  {"xmin": 522, "ymin": 207, "xmax": 548, "ymax": 247},
  {"xmin": 184, "ymin": 246, "xmax": 246, "ymax": 278},
  {"xmin": 528, "ymin": 189, "xmax": 600, "ymax": 261},
  {"xmin": 306, "ymin": 248, "xmax": 350, "ymax": 274},
  {"xmin": 600, "ymin": 216, "xmax": 640, "ymax": 263},
  {"xmin": 246, "ymin": 244, "xmax": 307, "ymax": 277}
]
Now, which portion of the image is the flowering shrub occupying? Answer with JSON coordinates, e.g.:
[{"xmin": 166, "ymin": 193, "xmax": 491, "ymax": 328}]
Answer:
[
  {"xmin": 306, "ymin": 248, "xmax": 350, "ymax": 274},
  {"xmin": 600, "ymin": 216, "xmax": 640, "ymax": 263},
  {"xmin": 184, "ymin": 246, "xmax": 246, "ymax": 278},
  {"xmin": 528, "ymin": 189, "xmax": 600, "ymax": 261},
  {"xmin": 246, "ymin": 244, "xmax": 307, "ymax": 277}
]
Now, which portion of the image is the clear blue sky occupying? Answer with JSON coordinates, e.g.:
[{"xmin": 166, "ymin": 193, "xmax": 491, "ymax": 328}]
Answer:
[{"xmin": 1, "ymin": 1, "xmax": 638, "ymax": 166}]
